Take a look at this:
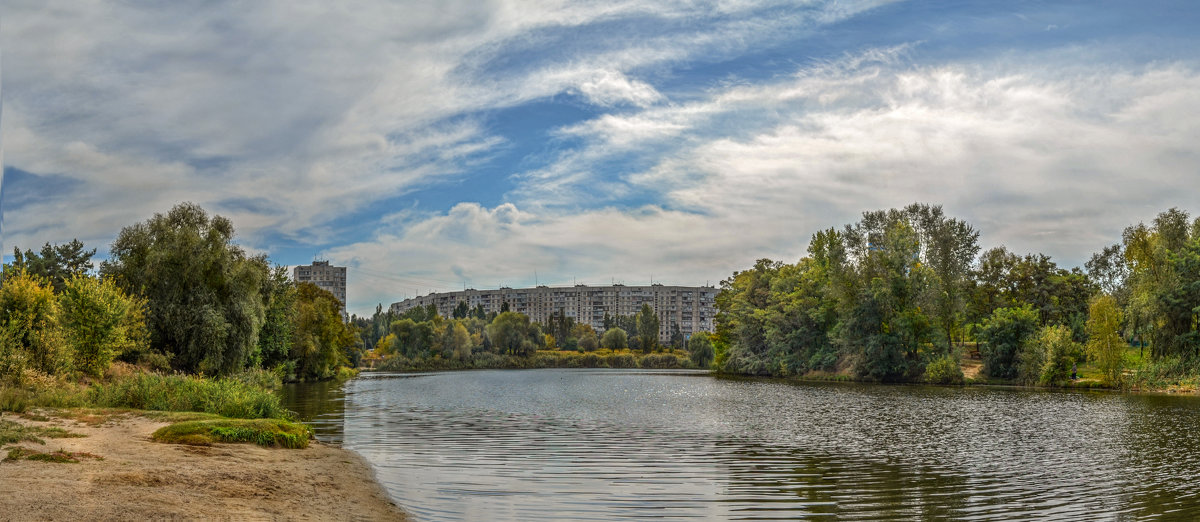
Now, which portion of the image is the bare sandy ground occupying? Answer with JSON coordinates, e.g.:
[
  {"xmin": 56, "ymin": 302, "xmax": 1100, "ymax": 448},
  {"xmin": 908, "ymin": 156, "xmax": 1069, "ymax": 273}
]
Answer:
[{"xmin": 0, "ymin": 411, "xmax": 405, "ymax": 521}]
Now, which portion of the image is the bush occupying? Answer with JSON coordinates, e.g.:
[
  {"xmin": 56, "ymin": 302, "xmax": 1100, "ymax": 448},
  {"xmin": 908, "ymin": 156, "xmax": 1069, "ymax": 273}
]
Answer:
[
  {"xmin": 923, "ymin": 354, "xmax": 964, "ymax": 385},
  {"xmin": 59, "ymin": 276, "xmax": 148, "ymax": 378}
]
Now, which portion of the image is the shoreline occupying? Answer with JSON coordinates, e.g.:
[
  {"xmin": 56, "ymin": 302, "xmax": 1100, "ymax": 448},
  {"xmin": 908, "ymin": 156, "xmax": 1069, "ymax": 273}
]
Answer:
[{"xmin": 0, "ymin": 410, "xmax": 405, "ymax": 521}]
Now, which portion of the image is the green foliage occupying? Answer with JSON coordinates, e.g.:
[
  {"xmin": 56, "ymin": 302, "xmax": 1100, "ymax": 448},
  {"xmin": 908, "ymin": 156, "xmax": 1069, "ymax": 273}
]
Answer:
[
  {"xmin": 1020, "ymin": 324, "xmax": 1081, "ymax": 387},
  {"xmin": 601, "ymin": 327, "xmax": 628, "ymax": 350},
  {"xmin": 579, "ymin": 329, "xmax": 599, "ymax": 352},
  {"xmin": 88, "ymin": 373, "xmax": 287, "ymax": 419},
  {"xmin": 58, "ymin": 276, "xmax": 148, "ymax": 378},
  {"xmin": 0, "ymin": 271, "xmax": 69, "ymax": 377},
  {"xmin": 923, "ymin": 354, "xmax": 964, "ymax": 385},
  {"xmin": 101, "ymin": 203, "xmax": 270, "ymax": 376},
  {"xmin": 635, "ymin": 304, "xmax": 660, "ymax": 353},
  {"xmin": 152, "ymin": 418, "xmax": 311, "ymax": 448},
  {"xmin": 257, "ymin": 266, "xmax": 297, "ymax": 369},
  {"xmin": 290, "ymin": 283, "xmax": 353, "ymax": 380},
  {"xmin": 687, "ymin": 332, "xmax": 714, "ymax": 368},
  {"xmin": 11, "ymin": 239, "xmax": 96, "ymax": 293},
  {"xmin": 977, "ymin": 305, "xmax": 1040, "ymax": 380},
  {"xmin": 1086, "ymin": 294, "xmax": 1126, "ymax": 387}
]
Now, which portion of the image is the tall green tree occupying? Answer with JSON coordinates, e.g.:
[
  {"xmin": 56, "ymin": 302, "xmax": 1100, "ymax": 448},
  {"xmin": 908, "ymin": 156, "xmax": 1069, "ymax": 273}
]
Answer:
[
  {"xmin": 101, "ymin": 203, "xmax": 270, "ymax": 376},
  {"xmin": 12, "ymin": 239, "xmax": 97, "ymax": 292},
  {"xmin": 258, "ymin": 266, "xmax": 297, "ymax": 369},
  {"xmin": 291, "ymin": 283, "xmax": 354, "ymax": 380},
  {"xmin": 1086, "ymin": 294, "xmax": 1125, "ymax": 387},
  {"xmin": 635, "ymin": 304, "xmax": 660, "ymax": 353}
]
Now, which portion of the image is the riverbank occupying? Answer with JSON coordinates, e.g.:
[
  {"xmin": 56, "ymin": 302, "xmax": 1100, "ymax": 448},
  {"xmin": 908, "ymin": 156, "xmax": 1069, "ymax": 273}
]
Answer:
[{"xmin": 0, "ymin": 409, "xmax": 405, "ymax": 520}]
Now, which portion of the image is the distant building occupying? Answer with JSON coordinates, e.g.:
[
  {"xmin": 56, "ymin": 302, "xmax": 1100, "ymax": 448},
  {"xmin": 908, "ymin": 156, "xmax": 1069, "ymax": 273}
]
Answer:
[
  {"xmin": 294, "ymin": 261, "xmax": 346, "ymax": 312},
  {"xmin": 390, "ymin": 284, "xmax": 717, "ymax": 344}
]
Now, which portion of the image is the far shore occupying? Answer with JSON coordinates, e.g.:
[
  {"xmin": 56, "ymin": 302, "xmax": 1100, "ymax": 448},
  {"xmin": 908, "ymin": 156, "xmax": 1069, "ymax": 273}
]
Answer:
[{"xmin": 0, "ymin": 410, "xmax": 405, "ymax": 521}]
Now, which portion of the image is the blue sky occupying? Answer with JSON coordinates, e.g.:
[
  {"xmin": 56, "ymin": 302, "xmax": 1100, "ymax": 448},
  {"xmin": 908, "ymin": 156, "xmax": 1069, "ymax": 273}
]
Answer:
[{"xmin": 2, "ymin": 0, "xmax": 1199, "ymax": 316}]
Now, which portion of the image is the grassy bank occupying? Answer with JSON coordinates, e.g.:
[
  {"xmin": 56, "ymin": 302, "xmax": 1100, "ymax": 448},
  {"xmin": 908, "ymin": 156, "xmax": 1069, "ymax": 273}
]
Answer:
[
  {"xmin": 0, "ymin": 364, "xmax": 316, "ymax": 450},
  {"xmin": 373, "ymin": 348, "xmax": 697, "ymax": 372}
]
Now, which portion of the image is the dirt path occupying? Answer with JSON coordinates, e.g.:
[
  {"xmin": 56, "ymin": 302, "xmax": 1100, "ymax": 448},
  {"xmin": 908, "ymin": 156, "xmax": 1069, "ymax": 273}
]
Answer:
[{"xmin": 0, "ymin": 411, "xmax": 405, "ymax": 521}]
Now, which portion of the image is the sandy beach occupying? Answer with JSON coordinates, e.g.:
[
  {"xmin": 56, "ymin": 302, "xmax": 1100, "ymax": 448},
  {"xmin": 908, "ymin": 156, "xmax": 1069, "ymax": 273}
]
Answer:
[{"xmin": 0, "ymin": 411, "xmax": 405, "ymax": 521}]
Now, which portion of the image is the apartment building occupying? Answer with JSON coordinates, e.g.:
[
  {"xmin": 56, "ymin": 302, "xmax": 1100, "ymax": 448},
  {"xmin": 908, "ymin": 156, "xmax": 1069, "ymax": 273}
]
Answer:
[
  {"xmin": 293, "ymin": 261, "xmax": 347, "ymax": 312},
  {"xmin": 390, "ymin": 284, "xmax": 717, "ymax": 343}
]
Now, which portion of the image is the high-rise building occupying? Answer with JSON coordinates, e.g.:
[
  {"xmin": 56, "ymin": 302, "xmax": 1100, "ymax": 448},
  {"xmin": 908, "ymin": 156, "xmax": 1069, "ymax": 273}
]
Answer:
[
  {"xmin": 390, "ymin": 284, "xmax": 717, "ymax": 343},
  {"xmin": 293, "ymin": 261, "xmax": 347, "ymax": 312}
]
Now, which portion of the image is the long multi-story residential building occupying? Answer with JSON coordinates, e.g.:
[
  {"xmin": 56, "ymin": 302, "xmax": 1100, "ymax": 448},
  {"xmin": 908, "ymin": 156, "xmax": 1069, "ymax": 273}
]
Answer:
[
  {"xmin": 294, "ymin": 261, "xmax": 347, "ymax": 313},
  {"xmin": 390, "ymin": 284, "xmax": 717, "ymax": 343}
]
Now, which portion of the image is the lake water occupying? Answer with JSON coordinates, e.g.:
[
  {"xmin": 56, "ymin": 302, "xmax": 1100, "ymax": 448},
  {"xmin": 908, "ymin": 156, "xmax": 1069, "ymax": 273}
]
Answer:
[{"xmin": 282, "ymin": 369, "xmax": 1200, "ymax": 520}]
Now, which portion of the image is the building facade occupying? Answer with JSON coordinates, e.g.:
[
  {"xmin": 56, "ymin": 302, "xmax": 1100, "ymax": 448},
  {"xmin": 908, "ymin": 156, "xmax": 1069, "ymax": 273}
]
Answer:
[
  {"xmin": 294, "ymin": 261, "xmax": 347, "ymax": 312},
  {"xmin": 390, "ymin": 284, "xmax": 717, "ymax": 343}
]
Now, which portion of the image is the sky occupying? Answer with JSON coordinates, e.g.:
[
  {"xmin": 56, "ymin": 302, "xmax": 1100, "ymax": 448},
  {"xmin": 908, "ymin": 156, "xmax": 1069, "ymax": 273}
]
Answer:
[{"xmin": 1, "ymin": 0, "xmax": 1198, "ymax": 317}]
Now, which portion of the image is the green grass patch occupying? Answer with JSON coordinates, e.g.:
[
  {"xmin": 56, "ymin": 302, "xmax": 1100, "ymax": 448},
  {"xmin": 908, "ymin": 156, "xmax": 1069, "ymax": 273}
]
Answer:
[
  {"xmin": 88, "ymin": 373, "xmax": 289, "ymax": 419},
  {"xmin": 0, "ymin": 419, "xmax": 85, "ymax": 445},
  {"xmin": 152, "ymin": 418, "xmax": 311, "ymax": 449}
]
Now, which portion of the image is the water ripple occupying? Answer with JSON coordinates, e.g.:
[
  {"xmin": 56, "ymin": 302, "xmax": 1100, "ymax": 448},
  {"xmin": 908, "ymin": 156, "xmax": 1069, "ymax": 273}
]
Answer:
[{"xmin": 283, "ymin": 370, "xmax": 1200, "ymax": 521}]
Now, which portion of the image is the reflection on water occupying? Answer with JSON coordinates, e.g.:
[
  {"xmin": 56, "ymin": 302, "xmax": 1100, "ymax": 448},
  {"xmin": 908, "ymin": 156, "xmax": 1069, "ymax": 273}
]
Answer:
[
  {"xmin": 284, "ymin": 369, "xmax": 1200, "ymax": 520},
  {"xmin": 280, "ymin": 379, "xmax": 348, "ymax": 446}
]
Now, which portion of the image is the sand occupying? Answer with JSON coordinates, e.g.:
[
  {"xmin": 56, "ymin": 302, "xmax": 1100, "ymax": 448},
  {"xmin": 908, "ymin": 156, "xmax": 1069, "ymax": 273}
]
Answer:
[{"xmin": 0, "ymin": 411, "xmax": 405, "ymax": 521}]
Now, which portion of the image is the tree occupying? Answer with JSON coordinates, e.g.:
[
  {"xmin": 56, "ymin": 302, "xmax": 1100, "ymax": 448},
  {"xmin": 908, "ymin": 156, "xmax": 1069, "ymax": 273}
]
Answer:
[
  {"xmin": 12, "ymin": 239, "xmax": 97, "ymax": 292},
  {"xmin": 101, "ymin": 203, "xmax": 270, "ymax": 376},
  {"xmin": 0, "ymin": 271, "xmax": 69, "ymax": 377},
  {"xmin": 390, "ymin": 318, "xmax": 434, "ymax": 358},
  {"xmin": 579, "ymin": 329, "xmax": 599, "ymax": 351},
  {"xmin": 635, "ymin": 304, "xmax": 660, "ymax": 353},
  {"xmin": 977, "ymin": 305, "xmax": 1040, "ymax": 380},
  {"xmin": 669, "ymin": 323, "xmax": 685, "ymax": 350},
  {"xmin": 453, "ymin": 301, "xmax": 470, "ymax": 319},
  {"xmin": 1086, "ymin": 294, "xmax": 1125, "ymax": 387},
  {"xmin": 688, "ymin": 331, "xmax": 714, "ymax": 368},
  {"xmin": 258, "ymin": 266, "xmax": 297, "ymax": 369},
  {"xmin": 601, "ymin": 327, "xmax": 628, "ymax": 350},
  {"xmin": 1019, "ymin": 324, "xmax": 1080, "ymax": 387},
  {"xmin": 487, "ymin": 312, "xmax": 537, "ymax": 356},
  {"xmin": 291, "ymin": 283, "xmax": 354, "ymax": 380},
  {"xmin": 59, "ymin": 275, "xmax": 148, "ymax": 377},
  {"xmin": 447, "ymin": 322, "xmax": 472, "ymax": 360}
]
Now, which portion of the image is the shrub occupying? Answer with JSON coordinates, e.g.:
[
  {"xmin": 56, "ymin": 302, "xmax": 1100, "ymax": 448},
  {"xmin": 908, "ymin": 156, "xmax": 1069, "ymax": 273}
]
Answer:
[
  {"xmin": 923, "ymin": 354, "xmax": 964, "ymax": 385},
  {"xmin": 1018, "ymin": 325, "xmax": 1080, "ymax": 387}
]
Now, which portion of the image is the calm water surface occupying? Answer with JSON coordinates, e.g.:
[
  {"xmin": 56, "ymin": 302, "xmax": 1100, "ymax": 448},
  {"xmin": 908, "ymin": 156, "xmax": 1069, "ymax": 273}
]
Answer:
[{"xmin": 282, "ymin": 369, "xmax": 1200, "ymax": 520}]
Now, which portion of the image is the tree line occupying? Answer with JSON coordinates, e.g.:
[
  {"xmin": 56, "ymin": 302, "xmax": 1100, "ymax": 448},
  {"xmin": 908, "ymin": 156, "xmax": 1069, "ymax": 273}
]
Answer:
[
  {"xmin": 353, "ymin": 300, "xmax": 716, "ymax": 369},
  {"xmin": 714, "ymin": 203, "xmax": 1198, "ymax": 387},
  {"xmin": 0, "ymin": 203, "xmax": 357, "ymax": 385}
]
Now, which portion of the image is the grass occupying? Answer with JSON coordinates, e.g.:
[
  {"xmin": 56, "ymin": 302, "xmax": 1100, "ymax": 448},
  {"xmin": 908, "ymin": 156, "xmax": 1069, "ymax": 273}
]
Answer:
[
  {"xmin": 0, "ymin": 419, "xmax": 85, "ymax": 445},
  {"xmin": 152, "ymin": 418, "xmax": 312, "ymax": 449},
  {"xmin": 87, "ymin": 372, "xmax": 289, "ymax": 419},
  {"xmin": 4, "ymin": 446, "xmax": 103, "ymax": 463}
]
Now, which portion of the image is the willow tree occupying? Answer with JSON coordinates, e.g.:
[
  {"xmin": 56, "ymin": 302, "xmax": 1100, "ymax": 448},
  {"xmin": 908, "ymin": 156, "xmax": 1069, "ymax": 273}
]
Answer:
[{"xmin": 102, "ymin": 203, "xmax": 269, "ymax": 376}]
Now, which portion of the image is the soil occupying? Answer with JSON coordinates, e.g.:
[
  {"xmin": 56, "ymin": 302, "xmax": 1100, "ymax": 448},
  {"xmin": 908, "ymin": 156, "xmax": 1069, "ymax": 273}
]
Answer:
[{"xmin": 0, "ymin": 411, "xmax": 405, "ymax": 521}]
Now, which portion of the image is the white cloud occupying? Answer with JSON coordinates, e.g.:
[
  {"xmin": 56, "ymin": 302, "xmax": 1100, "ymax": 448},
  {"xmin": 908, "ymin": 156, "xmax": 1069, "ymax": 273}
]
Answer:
[{"xmin": 0, "ymin": 0, "xmax": 888, "ymax": 257}]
